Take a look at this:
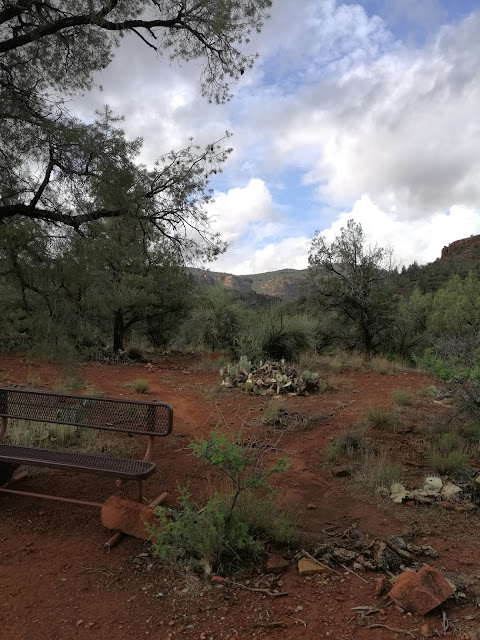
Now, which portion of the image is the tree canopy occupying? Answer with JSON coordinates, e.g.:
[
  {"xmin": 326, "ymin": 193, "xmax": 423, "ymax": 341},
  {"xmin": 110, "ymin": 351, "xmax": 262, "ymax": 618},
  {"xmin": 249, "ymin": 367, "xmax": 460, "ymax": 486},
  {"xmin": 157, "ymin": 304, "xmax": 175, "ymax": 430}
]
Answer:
[
  {"xmin": 308, "ymin": 219, "xmax": 396, "ymax": 355},
  {"xmin": 0, "ymin": 1, "xmax": 272, "ymax": 257}
]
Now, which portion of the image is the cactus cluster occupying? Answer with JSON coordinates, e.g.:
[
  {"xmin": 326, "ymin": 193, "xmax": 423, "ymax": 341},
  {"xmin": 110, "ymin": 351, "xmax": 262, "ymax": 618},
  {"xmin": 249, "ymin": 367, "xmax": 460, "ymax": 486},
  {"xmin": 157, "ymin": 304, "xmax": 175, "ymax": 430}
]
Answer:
[{"xmin": 220, "ymin": 358, "xmax": 322, "ymax": 396}]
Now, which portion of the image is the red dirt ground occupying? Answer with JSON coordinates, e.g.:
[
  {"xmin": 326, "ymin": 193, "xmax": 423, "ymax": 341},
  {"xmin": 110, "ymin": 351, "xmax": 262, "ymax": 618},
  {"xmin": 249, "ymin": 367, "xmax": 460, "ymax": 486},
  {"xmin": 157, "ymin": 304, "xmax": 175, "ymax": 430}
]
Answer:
[{"xmin": 1, "ymin": 353, "xmax": 479, "ymax": 640}]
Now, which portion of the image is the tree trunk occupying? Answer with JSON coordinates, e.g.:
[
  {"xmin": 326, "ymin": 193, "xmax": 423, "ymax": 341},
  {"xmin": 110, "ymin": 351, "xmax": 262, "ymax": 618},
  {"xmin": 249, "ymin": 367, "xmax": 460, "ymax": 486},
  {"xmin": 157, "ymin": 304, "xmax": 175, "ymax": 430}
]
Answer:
[{"xmin": 113, "ymin": 310, "xmax": 125, "ymax": 352}]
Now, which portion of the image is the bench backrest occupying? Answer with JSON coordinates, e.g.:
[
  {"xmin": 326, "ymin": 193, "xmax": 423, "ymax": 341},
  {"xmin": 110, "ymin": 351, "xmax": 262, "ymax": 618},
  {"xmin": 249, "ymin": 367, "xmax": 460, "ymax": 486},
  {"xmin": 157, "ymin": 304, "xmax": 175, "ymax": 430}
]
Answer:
[{"xmin": 0, "ymin": 387, "xmax": 173, "ymax": 437}]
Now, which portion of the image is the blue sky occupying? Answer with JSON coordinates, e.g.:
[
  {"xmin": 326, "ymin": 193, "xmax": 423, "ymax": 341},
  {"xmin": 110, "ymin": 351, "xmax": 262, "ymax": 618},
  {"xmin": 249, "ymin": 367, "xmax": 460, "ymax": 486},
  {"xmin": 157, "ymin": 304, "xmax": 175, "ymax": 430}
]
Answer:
[{"xmin": 78, "ymin": 1, "xmax": 480, "ymax": 274}]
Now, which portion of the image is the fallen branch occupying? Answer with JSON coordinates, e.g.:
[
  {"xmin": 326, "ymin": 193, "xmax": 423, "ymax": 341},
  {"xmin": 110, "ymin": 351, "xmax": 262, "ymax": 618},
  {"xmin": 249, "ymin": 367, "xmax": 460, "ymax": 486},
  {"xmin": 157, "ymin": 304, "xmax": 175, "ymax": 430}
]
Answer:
[
  {"xmin": 367, "ymin": 623, "xmax": 417, "ymax": 638},
  {"xmin": 338, "ymin": 562, "xmax": 368, "ymax": 584}
]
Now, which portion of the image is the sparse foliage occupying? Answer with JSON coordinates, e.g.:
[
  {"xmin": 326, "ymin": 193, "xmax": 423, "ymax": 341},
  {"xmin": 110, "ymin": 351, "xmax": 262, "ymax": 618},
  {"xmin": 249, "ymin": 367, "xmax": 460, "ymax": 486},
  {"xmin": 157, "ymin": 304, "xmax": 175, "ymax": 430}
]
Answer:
[{"xmin": 308, "ymin": 220, "xmax": 396, "ymax": 355}]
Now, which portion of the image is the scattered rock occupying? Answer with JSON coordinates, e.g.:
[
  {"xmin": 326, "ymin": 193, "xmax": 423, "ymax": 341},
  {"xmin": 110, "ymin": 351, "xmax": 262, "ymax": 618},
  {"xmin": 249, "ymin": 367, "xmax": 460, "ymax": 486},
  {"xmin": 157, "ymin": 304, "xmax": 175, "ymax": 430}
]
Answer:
[
  {"xmin": 390, "ymin": 483, "xmax": 408, "ymax": 503},
  {"xmin": 440, "ymin": 500, "xmax": 455, "ymax": 510},
  {"xmin": 452, "ymin": 470, "xmax": 471, "ymax": 485},
  {"xmin": 306, "ymin": 503, "xmax": 316, "ymax": 509},
  {"xmin": 101, "ymin": 496, "xmax": 156, "ymax": 541},
  {"xmin": 441, "ymin": 482, "xmax": 462, "ymax": 501},
  {"xmin": 420, "ymin": 623, "xmax": 431, "ymax": 638},
  {"xmin": 389, "ymin": 565, "xmax": 455, "ymax": 615},
  {"xmin": 332, "ymin": 547, "xmax": 357, "ymax": 563},
  {"xmin": 298, "ymin": 558, "xmax": 326, "ymax": 576},
  {"xmin": 423, "ymin": 476, "xmax": 443, "ymax": 493},
  {"xmin": 211, "ymin": 576, "xmax": 230, "ymax": 584},
  {"xmin": 266, "ymin": 555, "xmax": 289, "ymax": 574}
]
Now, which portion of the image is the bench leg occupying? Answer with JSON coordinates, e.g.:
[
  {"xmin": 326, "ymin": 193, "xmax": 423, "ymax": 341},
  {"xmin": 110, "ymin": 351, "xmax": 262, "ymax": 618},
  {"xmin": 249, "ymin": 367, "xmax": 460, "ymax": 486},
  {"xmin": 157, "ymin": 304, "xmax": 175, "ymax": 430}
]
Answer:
[{"xmin": 0, "ymin": 470, "xmax": 29, "ymax": 489}]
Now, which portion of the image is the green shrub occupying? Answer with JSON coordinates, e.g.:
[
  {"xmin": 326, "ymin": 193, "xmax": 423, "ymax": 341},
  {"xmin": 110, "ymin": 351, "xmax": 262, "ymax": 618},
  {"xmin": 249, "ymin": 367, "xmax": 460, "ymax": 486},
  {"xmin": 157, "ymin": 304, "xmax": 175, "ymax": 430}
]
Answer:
[
  {"xmin": 418, "ymin": 385, "xmax": 441, "ymax": 398},
  {"xmin": 126, "ymin": 346, "xmax": 144, "ymax": 362},
  {"xmin": 148, "ymin": 428, "xmax": 291, "ymax": 572},
  {"xmin": 414, "ymin": 349, "xmax": 454, "ymax": 380},
  {"xmin": 129, "ymin": 379, "xmax": 150, "ymax": 394},
  {"xmin": 429, "ymin": 448, "xmax": 469, "ymax": 474},
  {"xmin": 392, "ymin": 389, "xmax": 413, "ymax": 406},
  {"xmin": 362, "ymin": 408, "xmax": 397, "ymax": 430},
  {"xmin": 435, "ymin": 431, "xmax": 463, "ymax": 453},
  {"xmin": 148, "ymin": 486, "xmax": 261, "ymax": 570},
  {"xmin": 232, "ymin": 492, "xmax": 300, "ymax": 547}
]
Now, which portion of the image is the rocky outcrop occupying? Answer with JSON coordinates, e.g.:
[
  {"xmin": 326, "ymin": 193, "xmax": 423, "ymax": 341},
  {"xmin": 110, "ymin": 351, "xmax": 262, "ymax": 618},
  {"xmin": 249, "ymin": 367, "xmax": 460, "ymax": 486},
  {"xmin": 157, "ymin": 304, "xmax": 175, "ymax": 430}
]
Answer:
[
  {"xmin": 441, "ymin": 235, "xmax": 480, "ymax": 260},
  {"xmin": 191, "ymin": 268, "xmax": 307, "ymax": 300}
]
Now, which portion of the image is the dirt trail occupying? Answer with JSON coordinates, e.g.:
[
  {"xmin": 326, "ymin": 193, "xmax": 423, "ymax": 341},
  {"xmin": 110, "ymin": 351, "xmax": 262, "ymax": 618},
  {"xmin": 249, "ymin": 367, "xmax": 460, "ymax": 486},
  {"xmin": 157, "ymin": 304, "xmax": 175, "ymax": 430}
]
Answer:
[{"xmin": 1, "ymin": 353, "xmax": 479, "ymax": 640}]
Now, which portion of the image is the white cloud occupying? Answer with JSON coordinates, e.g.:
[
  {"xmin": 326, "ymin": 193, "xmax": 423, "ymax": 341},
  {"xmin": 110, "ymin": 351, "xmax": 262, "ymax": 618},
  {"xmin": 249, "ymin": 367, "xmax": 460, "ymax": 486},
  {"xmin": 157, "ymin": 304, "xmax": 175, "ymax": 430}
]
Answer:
[
  {"xmin": 206, "ymin": 178, "xmax": 277, "ymax": 245},
  {"xmin": 317, "ymin": 195, "xmax": 480, "ymax": 267},
  {"xmin": 70, "ymin": 2, "xmax": 480, "ymax": 275},
  {"xmin": 212, "ymin": 236, "xmax": 310, "ymax": 275},
  {"xmin": 268, "ymin": 11, "xmax": 480, "ymax": 219}
]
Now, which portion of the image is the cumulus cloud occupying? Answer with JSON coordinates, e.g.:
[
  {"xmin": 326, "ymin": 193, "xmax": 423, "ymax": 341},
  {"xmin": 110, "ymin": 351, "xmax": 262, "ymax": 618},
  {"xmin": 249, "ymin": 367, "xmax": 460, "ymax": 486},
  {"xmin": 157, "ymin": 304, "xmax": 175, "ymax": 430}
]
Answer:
[
  {"xmin": 206, "ymin": 178, "xmax": 277, "ymax": 245},
  {"xmin": 71, "ymin": 1, "xmax": 480, "ymax": 274},
  {"xmin": 236, "ymin": 236, "xmax": 310, "ymax": 274},
  {"xmin": 316, "ymin": 195, "xmax": 480, "ymax": 267},
  {"xmin": 267, "ymin": 11, "xmax": 480, "ymax": 219}
]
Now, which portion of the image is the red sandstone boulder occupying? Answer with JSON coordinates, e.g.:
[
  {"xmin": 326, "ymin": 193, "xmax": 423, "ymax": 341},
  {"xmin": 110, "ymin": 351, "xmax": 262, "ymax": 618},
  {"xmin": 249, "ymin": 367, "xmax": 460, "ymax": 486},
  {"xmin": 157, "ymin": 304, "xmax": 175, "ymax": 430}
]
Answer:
[
  {"xmin": 101, "ymin": 495, "xmax": 156, "ymax": 541},
  {"xmin": 389, "ymin": 565, "xmax": 454, "ymax": 615}
]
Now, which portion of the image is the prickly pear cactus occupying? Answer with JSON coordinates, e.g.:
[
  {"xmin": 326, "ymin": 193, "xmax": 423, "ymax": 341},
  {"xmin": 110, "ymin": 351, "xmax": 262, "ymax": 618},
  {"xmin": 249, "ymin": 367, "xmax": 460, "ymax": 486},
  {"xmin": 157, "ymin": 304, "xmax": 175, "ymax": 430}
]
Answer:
[{"xmin": 219, "ymin": 359, "xmax": 322, "ymax": 395}]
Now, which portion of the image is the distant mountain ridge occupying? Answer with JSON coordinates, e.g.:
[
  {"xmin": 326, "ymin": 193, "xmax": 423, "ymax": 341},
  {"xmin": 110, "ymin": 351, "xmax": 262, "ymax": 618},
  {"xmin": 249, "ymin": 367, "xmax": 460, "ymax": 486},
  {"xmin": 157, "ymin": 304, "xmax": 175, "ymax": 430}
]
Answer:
[
  {"xmin": 191, "ymin": 234, "xmax": 480, "ymax": 301},
  {"xmin": 190, "ymin": 267, "xmax": 308, "ymax": 300}
]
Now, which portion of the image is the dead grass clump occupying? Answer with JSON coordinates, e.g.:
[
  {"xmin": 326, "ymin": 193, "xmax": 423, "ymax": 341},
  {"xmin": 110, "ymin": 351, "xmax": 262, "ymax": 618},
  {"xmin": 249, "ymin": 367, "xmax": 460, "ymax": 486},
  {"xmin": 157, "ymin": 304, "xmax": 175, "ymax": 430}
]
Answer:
[
  {"xmin": 361, "ymin": 407, "xmax": 397, "ymax": 430},
  {"xmin": 129, "ymin": 379, "xmax": 150, "ymax": 394},
  {"xmin": 393, "ymin": 389, "xmax": 413, "ymax": 406},
  {"xmin": 4, "ymin": 419, "xmax": 120, "ymax": 454},
  {"xmin": 356, "ymin": 448, "xmax": 402, "ymax": 492},
  {"xmin": 260, "ymin": 403, "xmax": 328, "ymax": 432},
  {"xmin": 316, "ymin": 351, "xmax": 364, "ymax": 373},
  {"xmin": 367, "ymin": 356, "xmax": 408, "ymax": 376},
  {"xmin": 324, "ymin": 430, "xmax": 367, "ymax": 462},
  {"xmin": 198, "ymin": 384, "xmax": 228, "ymax": 401}
]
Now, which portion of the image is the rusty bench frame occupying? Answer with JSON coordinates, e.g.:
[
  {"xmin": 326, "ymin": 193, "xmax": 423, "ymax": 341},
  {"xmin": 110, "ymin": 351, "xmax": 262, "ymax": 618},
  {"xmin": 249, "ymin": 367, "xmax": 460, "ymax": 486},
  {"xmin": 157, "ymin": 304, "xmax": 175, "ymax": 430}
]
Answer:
[{"xmin": 0, "ymin": 386, "xmax": 173, "ymax": 514}]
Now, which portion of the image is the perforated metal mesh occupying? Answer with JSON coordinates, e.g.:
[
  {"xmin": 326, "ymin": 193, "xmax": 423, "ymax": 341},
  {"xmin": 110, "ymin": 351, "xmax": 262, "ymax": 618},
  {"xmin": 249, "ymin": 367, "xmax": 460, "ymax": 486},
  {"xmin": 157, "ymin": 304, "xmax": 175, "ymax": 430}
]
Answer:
[
  {"xmin": 0, "ymin": 387, "xmax": 172, "ymax": 436},
  {"xmin": 0, "ymin": 443, "xmax": 156, "ymax": 479}
]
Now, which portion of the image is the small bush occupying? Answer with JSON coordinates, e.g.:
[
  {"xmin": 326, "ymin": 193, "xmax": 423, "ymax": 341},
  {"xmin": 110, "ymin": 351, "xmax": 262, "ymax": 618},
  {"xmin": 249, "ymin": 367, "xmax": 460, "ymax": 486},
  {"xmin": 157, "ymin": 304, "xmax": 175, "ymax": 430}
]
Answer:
[
  {"xmin": 126, "ymin": 346, "xmax": 144, "ymax": 362},
  {"xmin": 148, "ymin": 486, "xmax": 262, "ymax": 570},
  {"xmin": 316, "ymin": 351, "xmax": 364, "ymax": 372},
  {"xmin": 369, "ymin": 356, "xmax": 409, "ymax": 375},
  {"xmin": 324, "ymin": 430, "xmax": 367, "ymax": 462},
  {"xmin": 229, "ymin": 492, "xmax": 300, "ymax": 547},
  {"xmin": 26, "ymin": 373, "xmax": 41, "ymax": 387},
  {"xmin": 429, "ymin": 448, "xmax": 469, "ymax": 474},
  {"xmin": 129, "ymin": 379, "xmax": 150, "ymax": 394},
  {"xmin": 148, "ymin": 428, "xmax": 291, "ymax": 572},
  {"xmin": 261, "ymin": 402, "xmax": 281, "ymax": 426},
  {"xmin": 393, "ymin": 389, "xmax": 413, "ymax": 406},
  {"xmin": 418, "ymin": 385, "xmax": 441, "ymax": 398},
  {"xmin": 435, "ymin": 431, "xmax": 463, "ymax": 453},
  {"xmin": 362, "ymin": 408, "xmax": 397, "ymax": 430},
  {"xmin": 356, "ymin": 449, "xmax": 402, "ymax": 492}
]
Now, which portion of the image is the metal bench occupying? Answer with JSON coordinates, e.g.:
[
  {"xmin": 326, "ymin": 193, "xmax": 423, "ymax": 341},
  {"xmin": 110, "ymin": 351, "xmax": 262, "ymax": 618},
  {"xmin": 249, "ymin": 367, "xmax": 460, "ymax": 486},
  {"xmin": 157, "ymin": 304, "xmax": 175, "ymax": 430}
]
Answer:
[{"xmin": 0, "ymin": 387, "xmax": 173, "ymax": 511}]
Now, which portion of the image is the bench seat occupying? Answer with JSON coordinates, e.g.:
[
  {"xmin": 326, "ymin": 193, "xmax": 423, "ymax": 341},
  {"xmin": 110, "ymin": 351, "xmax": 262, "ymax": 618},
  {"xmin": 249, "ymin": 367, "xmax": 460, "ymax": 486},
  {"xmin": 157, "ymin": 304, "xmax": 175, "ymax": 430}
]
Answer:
[{"xmin": 0, "ymin": 443, "xmax": 156, "ymax": 480}]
